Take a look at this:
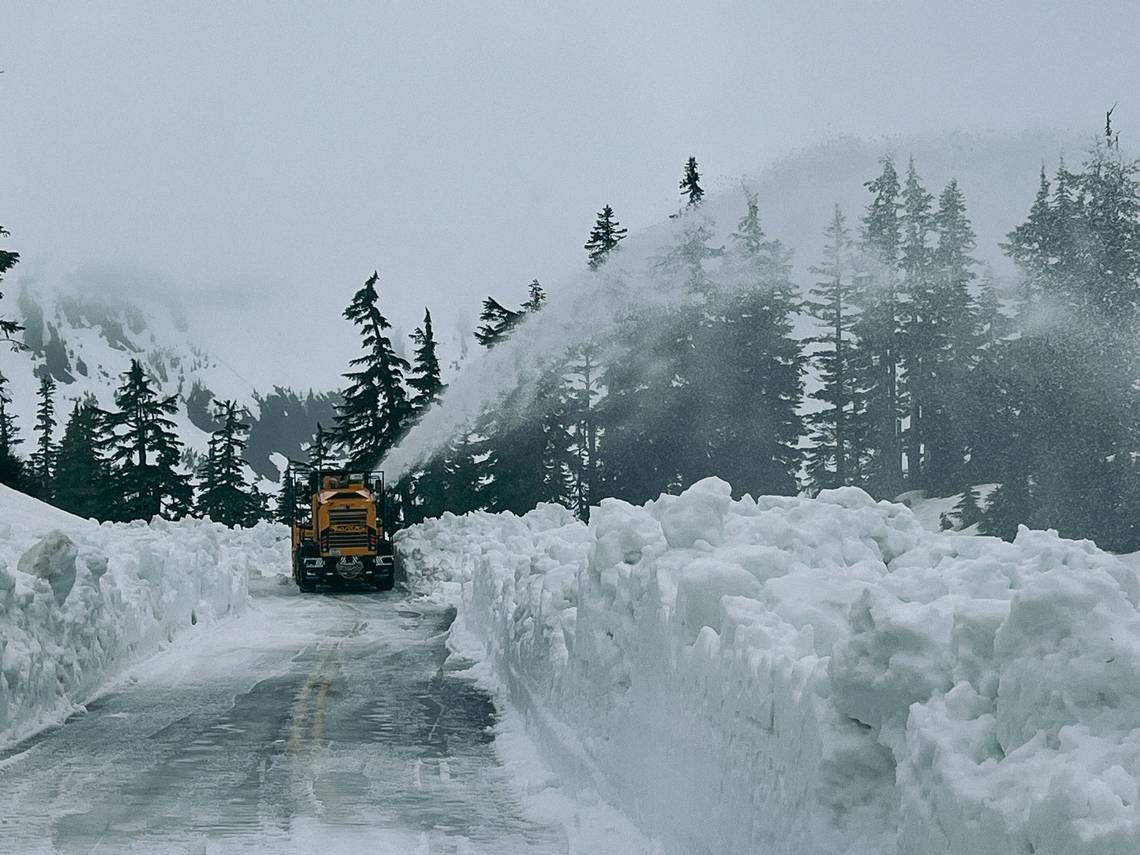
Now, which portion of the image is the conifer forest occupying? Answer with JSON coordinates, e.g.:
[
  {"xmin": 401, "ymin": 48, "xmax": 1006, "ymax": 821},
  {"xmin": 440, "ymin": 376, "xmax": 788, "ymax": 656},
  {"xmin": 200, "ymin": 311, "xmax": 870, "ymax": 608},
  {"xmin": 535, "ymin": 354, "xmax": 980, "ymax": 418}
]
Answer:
[{"xmin": 4, "ymin": 127, "xmax": 1139, "ymax": 551}]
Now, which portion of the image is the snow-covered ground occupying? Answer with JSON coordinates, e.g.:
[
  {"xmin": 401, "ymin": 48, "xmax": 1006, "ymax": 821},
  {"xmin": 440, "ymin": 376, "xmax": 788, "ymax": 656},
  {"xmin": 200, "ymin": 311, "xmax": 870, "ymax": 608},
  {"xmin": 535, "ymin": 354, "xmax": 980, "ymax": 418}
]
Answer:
[
  {"xmin": 397, "ymin": 478, "xmax": 1140, "ymax": 855},
  {"xmin": 0, "ymin": 484, "xmax": 288, "ymax": 748}
]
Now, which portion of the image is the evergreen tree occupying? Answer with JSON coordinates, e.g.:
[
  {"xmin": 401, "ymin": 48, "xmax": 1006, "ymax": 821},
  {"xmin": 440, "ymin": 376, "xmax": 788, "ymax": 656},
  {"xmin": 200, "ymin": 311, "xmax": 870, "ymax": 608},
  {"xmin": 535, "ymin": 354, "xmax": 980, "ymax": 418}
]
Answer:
[
  {"xmin": 980, "ymin": 474, "xmax": 1032, "ymax": 541},
  {"xmin": 334, "ymin": 271, "xmax": 413, "ymax": 469},
  {"xmin": 1078, "ymin": 127, "xmax": 1140, "ymax": 328},
  {"xmin": 540, "ymin": 372, "xmax": 577, "ymax": 507},
  {"xmin": 475, "ymin": 281, "xmax": 545, "ymax": 350},
  {"xmin": 476, "ymin": 287, "xmax": 576, "ymax": 513},
  {"xmin": 982, "ymin": 125, "xmax": 1140, "ymax": 549},
  {"xmin": 408, "ymin": 309, "xmax": 445, "ymax": 412},
  {"xmin": 565, "ymin": 341, "xmax": 603, "ymax": 518},
  {"xmin": 596, "ymin": 310, "xmax": 670, "ymax": 502},
  {"xmin": 805, "ymin": 205, "xmax": 865, "ymax": 490},
  {"xmin": 305, "ymin": 422, "xmax": 331, "ymax": 470},
  {"xmin": 29, "ymin": 374, "xmax": 57, "ymax": 495},
  {"xmin": 711, "ymin": 191, "xmax": 804, "ymax": 496},
  {"xmin": 474, "ymin": 297, "xmax": 523, "ymax": 347},
  {"xmin": 852, "ymin": 156, "xmax": 905, "ymax": 498},
  {"xmin": 679, "ymin": 156, "xmax": 704, "ymax": 209},
  {"xmin": 275, "ymin": 464, "xmax": 297, "ymax": 526},
  {"xmin": 196, "ymin": 400, "xmax": 263, "ymax": 527},
  {"xmin": 402, "ymin": 310, "xmax": 449, "ymax": 523},
  {"xmin": 0, "ymin": 369, "xmax": 25, "ymax": 488},
  {"xmin": 0, "ymin": 224, "xmax": 21, "ymax": 347},
  {"xmin": 897, "ymin": 158, "xmax": 935, "ymax": 487},
  {"xmin": 962, "ymin": 270, "xmax": 1013, "ymax": 482},
  {"xmin": 598, "ymin": 215, "xmax": 720, "ymax": 503},
  {"xmin": 522, "ymin": 279, "xmax": 546, "ymax": 312},
  {"xmin": 626, "ymin": 218, "xmax": 718, "ymax": 495},
  {"xmin": 949, "ymin": 485, "xmax": 985, "ymax": 531},
  {"xmin": 106, "ymin": 359, "xmax": 192, "ymax": 520},
  {"xmin": 922, "ymin": 178, "xmax": 982, "ymax": 493},
  {"xmin": 53, "ymin": 396, "xmax": 113, "ymax": 519},
  {"xmin": 1002, "ymin": 166, "xmax": 1053, "ymax": 313},
  {"xmin": 584, "ymin": 204, "xmax": 628, "ymax": 270},
  {"xmin": 440, "ymin": 430, "xmax": 484, "ymax": 515}
]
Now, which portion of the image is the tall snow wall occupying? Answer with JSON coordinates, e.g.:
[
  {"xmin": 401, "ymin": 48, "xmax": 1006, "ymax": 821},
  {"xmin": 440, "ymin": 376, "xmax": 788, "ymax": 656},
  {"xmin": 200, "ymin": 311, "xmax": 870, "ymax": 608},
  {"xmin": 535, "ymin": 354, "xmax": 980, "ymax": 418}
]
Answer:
[
  {"xmin": 396, "ymin": 478, "xmax": 1140, "ymax": 855},
  {"xmin": 0, "ymin": 485, "xmax": 287, "ymax": 748}
]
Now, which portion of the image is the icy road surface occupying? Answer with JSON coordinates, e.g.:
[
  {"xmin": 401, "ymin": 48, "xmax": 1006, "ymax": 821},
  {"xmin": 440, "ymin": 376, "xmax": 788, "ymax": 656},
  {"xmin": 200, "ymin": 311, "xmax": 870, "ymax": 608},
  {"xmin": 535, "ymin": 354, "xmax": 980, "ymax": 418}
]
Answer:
[{"xmin": 0, "ymin": 584, "xmax": 574, "ymax": 855}]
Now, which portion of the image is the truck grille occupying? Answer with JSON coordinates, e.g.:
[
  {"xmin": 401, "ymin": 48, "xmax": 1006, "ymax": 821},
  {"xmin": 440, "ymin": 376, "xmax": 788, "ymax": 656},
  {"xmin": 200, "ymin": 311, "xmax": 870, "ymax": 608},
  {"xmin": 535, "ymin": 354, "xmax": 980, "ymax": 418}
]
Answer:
[
  {"xmin": 329, "ymin": 508, "xmax": 368, "ymax": 525},
  {"xmin": 327, "ymin": 531, "xmax": 370, "ymax": 549},
  {"xmin": 323, "ymin": 507, "xmax": 371, "ymax": 551}
]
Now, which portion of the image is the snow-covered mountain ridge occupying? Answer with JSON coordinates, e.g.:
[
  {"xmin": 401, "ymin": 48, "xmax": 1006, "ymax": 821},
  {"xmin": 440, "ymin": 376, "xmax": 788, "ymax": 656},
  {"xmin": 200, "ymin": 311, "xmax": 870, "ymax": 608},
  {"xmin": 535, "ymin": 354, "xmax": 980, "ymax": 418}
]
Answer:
[{"xmin": 3, "ymin": 281, "xmax": 336, "ymax": 482}]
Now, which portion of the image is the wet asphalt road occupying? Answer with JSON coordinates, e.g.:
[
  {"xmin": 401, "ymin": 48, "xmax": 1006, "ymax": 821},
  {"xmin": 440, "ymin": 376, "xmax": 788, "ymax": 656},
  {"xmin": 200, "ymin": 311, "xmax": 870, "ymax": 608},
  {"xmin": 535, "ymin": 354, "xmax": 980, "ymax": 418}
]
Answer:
[{"xmin": 0, "ymin": 585, "xmax": 568, "ymax": 854}]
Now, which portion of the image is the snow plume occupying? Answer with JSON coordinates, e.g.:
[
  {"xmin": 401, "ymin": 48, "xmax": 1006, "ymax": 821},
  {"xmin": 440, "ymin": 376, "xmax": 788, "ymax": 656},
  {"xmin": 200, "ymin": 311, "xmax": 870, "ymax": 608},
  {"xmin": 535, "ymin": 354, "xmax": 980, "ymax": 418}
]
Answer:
[
  {"xmin": 379, "ymin": 207, "xmax": 728, "ymax": 481},
  {"xmin": 398, "ymin": 480, "xmax": 1140, "ymax": 855},
  {"xmin": 381, "ymin": 132, "xmax": 1077, "ymax": 482},
  {"xmin": 0, "ymin": 485, "xmax": 288, "ymax": 749}
]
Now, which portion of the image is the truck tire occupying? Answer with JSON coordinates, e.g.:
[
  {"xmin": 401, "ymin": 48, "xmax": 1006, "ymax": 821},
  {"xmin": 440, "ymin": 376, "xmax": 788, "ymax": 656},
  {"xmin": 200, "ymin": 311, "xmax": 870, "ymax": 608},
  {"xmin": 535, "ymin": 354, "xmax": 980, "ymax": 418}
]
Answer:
[
  {"xmin": 298, "ymin": 580, "xmax": 316, "ymax": 593},
  {"xmin": 376, "ymin": 575, "xmax": 395, "ymax": 592}
]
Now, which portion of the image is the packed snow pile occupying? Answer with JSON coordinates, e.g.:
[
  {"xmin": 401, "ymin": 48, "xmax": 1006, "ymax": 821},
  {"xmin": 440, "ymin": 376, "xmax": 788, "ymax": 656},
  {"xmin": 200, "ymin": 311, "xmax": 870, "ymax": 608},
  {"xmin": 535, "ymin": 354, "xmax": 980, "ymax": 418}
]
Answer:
[
  {"xmin": 397, "ymin": 478, "xmax": 1140, "ymax": 855},
  {"xmin": 0, "ymin": 485, "xmax": 288, "ymax": 748}
]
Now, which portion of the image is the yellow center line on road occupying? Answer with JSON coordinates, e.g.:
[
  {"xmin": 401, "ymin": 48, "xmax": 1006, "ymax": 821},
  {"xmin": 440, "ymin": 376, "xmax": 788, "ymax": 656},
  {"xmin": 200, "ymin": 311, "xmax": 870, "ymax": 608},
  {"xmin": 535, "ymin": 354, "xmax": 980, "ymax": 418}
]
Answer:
[
  {"xmin": 288, "ymin": 636, "xmax": 349, "ymax": 756},
  {"xmin": 311, "ymin": 677, "xmax": 332, "ymax": 745},
  {"xmin": 288, "ymin": 648, "xmax": 332, "ymax": 755}
]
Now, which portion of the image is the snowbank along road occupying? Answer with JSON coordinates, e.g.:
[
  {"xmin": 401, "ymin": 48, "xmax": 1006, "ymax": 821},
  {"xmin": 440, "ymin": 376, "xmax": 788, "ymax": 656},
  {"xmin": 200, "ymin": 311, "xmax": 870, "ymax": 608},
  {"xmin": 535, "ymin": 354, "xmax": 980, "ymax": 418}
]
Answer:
[{"xmin": 0, "ymin": 584, "xmax": 576, "ymax": 855}]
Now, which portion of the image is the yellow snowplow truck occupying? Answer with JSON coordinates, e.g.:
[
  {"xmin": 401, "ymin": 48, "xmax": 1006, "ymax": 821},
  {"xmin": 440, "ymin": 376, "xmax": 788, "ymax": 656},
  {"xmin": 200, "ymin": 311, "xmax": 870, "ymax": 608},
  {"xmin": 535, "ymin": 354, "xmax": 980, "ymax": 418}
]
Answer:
[{"xmin": 286, "ymin": 464, "xmax": 396, "ymax": 593}]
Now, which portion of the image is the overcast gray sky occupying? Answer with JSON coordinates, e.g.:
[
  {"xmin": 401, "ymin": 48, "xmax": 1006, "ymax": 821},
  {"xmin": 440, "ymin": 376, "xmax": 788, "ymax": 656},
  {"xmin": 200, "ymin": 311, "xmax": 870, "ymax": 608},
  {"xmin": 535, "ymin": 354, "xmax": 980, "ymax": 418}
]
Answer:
[{"xmin": 2, "ymin": 1, "xmax": 1139, "ymax": 387}]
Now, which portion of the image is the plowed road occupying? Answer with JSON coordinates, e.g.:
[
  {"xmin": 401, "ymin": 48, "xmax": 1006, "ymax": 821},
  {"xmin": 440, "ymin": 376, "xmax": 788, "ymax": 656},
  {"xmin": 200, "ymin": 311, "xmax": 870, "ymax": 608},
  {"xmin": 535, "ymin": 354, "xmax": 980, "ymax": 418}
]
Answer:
[{"xmin": 0, "ymin": 584, "xmax": 575, "ymax": 854}]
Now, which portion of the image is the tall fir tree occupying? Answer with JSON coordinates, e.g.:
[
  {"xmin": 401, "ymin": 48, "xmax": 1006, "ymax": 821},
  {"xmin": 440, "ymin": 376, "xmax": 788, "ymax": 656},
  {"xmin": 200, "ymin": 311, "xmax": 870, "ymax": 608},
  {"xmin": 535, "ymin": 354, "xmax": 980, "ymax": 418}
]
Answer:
[
  {"xmin": 710, "ymin": 191, "xmax": 804, "ymax": 496},
  {"xmin": 440, "ymin": 430, "xmax": 484, "ymax": 515},
  {"xmin": 897, "ymin": 158, "xmax": 934, "ymax": 487},
  {"xmin": 565, "ymin": 341, "xmax": 603, "ymax": 519},
  {"xmin": 584, "ymin": 204, "xmax": 628, "ymax": 270},
  {"xmin": 805, "ymin": 205, "xmax": 866, "ymax": 490},
  {"xmin": 1077, "ymin": 116, "xmax": 1140, "ymax": 328},
  {"xmin": 598, "ymin": 214, "xmax": 719, "ymax": 502},
  {"xmin": 106, "ymin": 359, "xmax": 192, "ymax": 520},
  {"xmin": 305, "ymin": 422, "xmax": 331, "ymax": 470},
  {"xmin": 0, "ymin": 224, "xmax": 21, "ymax": 347},
  {"xmin": 408, "ymin": 309, "xmax": 445, "ymax": 413},
  {"xmin": 334, "ymin": 271, "xmax": 413, "ymax": 469},
  {"xmin": 476, "ymin": 286, "xmax": 576, "ymax": 514},
  {"xmin": 0, "ymin": 369, "xmax": 25, "ymax": 488},
  {"xmin": 1003, "ymin": 165, "xmax": 1054, "ymax": 314},
  {"xmin": 962, "ymin": 269, "xmax": 1013, "ymax": 483},
  {"xmin": 852, "ymin": 156, "xmax": 905, "ymax": 498},
  {"xmin": 196, "ymin": 400, "xmax": 263, "ymax": 527},
  {"xmin": 402, "ymin": 309, "xmax": 450, "ymax": 523},
  {"xmin": 679, "ymin": 156, "xmax": 704, "ymax": 209},
  {"xmin": 53, "ymin": 396, "xmax": 113, "ymax": 519},
  {"xmin": 275, "ymin": 463, "xmax": 297, "ymax": 527},
  {"xmin": 596, "ymin": 309, "xmax": 668, "ymax": 502},
  {"xmin": 29, "ymin": 374, "xmax": 57, "ymax": 496},
  {"xmin": 921, "ymin": 178, "xmax": 982, "ymax": 493}
]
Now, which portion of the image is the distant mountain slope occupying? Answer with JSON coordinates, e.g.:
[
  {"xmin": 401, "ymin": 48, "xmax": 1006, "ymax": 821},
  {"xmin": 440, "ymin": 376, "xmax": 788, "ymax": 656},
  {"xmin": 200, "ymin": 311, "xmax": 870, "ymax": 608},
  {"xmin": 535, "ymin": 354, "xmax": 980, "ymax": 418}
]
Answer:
[{"xmin": 3, "ymin": 282, "xmax": 333, "ymax": 482}]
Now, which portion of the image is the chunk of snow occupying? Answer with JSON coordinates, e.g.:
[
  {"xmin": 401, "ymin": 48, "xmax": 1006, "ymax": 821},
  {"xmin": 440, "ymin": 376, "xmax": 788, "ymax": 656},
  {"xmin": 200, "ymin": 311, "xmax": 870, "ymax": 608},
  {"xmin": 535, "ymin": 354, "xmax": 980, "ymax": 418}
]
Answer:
[{"xmin": 17, "ymin": 530, "xmax": 78, "ymax": 605}]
